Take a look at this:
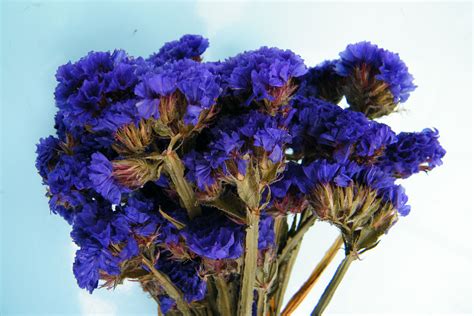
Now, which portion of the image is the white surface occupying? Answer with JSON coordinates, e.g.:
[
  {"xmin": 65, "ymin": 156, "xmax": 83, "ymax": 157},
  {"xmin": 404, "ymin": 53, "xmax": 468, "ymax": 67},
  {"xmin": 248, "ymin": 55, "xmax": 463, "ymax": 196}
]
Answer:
[{"xmin": 197, "ymin": 1, "xmax": 473, "ymax": 314}]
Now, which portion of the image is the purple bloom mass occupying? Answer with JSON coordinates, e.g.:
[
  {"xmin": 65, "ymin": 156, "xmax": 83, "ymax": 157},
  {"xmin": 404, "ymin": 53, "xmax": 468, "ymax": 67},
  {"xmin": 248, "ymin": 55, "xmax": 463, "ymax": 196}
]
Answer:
[
  {"xmin": 335, "ymin": 41, "xmax": 417, "ymax": 118},
  {"xmin": 219, "ymin": 46, "xmax": 307, "ymax": 105},
  {"xmin": 36, "ymin": 35, "xmax": 446, "ymax": 313},
  {"xmin": 378, "ymin": 128, "xmax": 446, "ymax": 178},
  {"xmin": 148, "ymin": 34, "xmax": 209, "ymax": 66},
  {"xmin": 182, "ymin": 209, "xmax": 245, "ymax": 260}
]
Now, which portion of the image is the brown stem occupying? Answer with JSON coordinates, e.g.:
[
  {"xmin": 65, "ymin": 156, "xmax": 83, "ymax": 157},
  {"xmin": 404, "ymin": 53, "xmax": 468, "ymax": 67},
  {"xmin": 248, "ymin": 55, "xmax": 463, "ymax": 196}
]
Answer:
[{"xmin": 281, "ymin": 236, "xmax": 344, "ymax": 316}]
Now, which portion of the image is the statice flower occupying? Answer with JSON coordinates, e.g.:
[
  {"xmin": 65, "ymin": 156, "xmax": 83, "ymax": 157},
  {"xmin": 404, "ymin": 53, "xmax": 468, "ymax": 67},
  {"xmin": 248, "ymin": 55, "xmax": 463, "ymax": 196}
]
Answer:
[
  {"xmin": 181, "ymin": 209, "xmax": 245, "ymax": 260},
  {"xmin": 89, "ymin": 152, "xmax": 129, "ymax": 204},
  {"xmin": 303, "ymin": 159, "xmax": 410, "ymax": 252},
  {"xmin": 73, "ymin": 239, "xmax": 121, "ymax": 293},
  {"xmin": 36, "ymin": 35, "xmax": 446, "ymax": 315},
  {"xmin": 297, "ymin": 60, "xmax": 344, "ymax": 104},
  {"xmin": 148, "ymin": 34, "xmax": 209, "ymax": 66},
  {"xmin": 270, "ymin": 162, "xmax": 310, "ymax": 214},
  {"xmin": 184, "ymin": 110, "xmax": 291, "ymax": 193},
  {"xmin": 258, "ymin": 213, "xmax": 275, "ymax": 250},
  {"xmin": 55, "ymin": 50, "xmax": 141, "ymax": 130},
  {"xmin": 335, "ymin": 41, "xmax": 416, "ymax": 118},
  {"xmin": 378, "ymin": 128, "xmax": 446, "ymax": 178},
  {"xmin": 134, "ymin": 59, "xmax": 222, "ymax": 135},
  {"xmin": 36, "ymin": 136, "xmax": 61, "ymax": 179},
  {"xmin": 154, "ymin": 252, "xmax": 207, "ymax": 303},
  {"xmin": 219, "ymin": 47, "xmax": 307, "ymax": 110},
  {"xmin": 290, "ymin": 96, "xmax": 396, "ymax": 164}
]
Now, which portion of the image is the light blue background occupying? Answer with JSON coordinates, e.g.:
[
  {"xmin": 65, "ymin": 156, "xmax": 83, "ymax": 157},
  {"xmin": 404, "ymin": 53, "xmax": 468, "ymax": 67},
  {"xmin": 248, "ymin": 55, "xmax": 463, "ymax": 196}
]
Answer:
[{"xmin": 1, "ymin": 1, "xmax": 472, "ymax": 315}]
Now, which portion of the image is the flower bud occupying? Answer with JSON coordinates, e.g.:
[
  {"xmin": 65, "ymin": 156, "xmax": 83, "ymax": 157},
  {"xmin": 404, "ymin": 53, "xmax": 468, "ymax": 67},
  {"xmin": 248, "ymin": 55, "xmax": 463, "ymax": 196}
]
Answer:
[
  {"xmin": 112, "ymin": 158, "xmax": 161, "ymax": 189},
  {"xmin": 113, "ymin": 120, "xmax": 153, "ymax": 155}
]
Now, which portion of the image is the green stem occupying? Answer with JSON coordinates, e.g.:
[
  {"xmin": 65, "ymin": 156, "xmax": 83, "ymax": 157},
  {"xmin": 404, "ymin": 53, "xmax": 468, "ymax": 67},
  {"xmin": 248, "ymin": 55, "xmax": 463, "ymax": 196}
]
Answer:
[
  {"xmin": 164, "ymin": 151, "xmax": 201, "ymax": 218},
  {"xmin": 214, "ymin": 276, "xmax": 233, "ymax": 316},
  {"xmin": 273, "ymin": 241, "xmax": 302, "ymax": 314},
  {"xmin": 310, "ymin": 255, "xmax": 355, "ymax": 316},
  {"xmin": 238, "ymin": 210, "xmax": 260, "ymax": 316},
  {"xmin": 141, "ymin": 257, "xmax": 191, "ymax": 316},
  {"xmin": 278, "ymin": 215, "xmax": 316, "ymax": 265},
  {"xmin": 256, "ymin": 288, "xmax": 267, "ymax": 316}
]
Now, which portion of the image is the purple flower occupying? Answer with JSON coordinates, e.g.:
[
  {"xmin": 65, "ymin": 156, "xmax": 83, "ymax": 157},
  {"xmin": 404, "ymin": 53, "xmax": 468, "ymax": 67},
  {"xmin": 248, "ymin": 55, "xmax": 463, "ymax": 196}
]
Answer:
[
  {"xmin": 258, "ymin": 213, "xmax": 275, "ymax": 250},
  {"xmin": 378, "ymin": 128, "xmax": 446, "ymax": 178},
  {"xmin": 303, "ymin": 159, "xmax": 409, "ymax": 215},
  {"xmin": 271, "ymin": 162, "xmax": 309, "ymax": 198},
  {"xmin": 54, "ymin": 50, "xmax": 141, "ymax": 129},
  {"xmin": 184, "ymin": 151, "xmax": 221, "ymax": 190},
  {"xmin": 134, "ymin": 72, "xmax": 177, "ymax": 119},
  {"xmin": 254, "ymin": 127, "xmax": 291, "ymax": 163},
  {"xmin": 154, "ymin": 252, "xmax": 207, "ymax": 303},
  {"xmin": 36, "ymin": 136, "xmax": 61, "ymax": 179},
  {"xmin": 158, "ymin": 296, "xmax": 176, "ymax": 314},
  {"xmin": 93, "ymin": 100, "xmax": 138, "ymax": 133},
  {"xmin": 47, "ymin": 155, "xmax": 91, "ymax": 199},
  {"xmin": 335, "ymin": 42, "xmax": 416, "ymax": 118},
  {"xmin": 297, "ymin": 60, "xmax": 344, "ymax": 104},
  {"xmin": 89, "ymin": 152, "xmax": 129, "ymax": 204},
  {"xmin": 36, "ymin": 38, "xmax": 446, "ymax": 302},
  {"xmin": 220, "ymin": 47, "xmax": 307, "ymax": 104},
  {"xmin": 181, "ymin": 210, "xmax": 244, "ymax": 260},
  {"xmin": 148, "ymin": 34, "xmax": 209, "ymax": 66},
  {"xmin": 135, "ymin": 60, "xmax": 221, "ymax": 126},
  {"xmin": 290, "ymin": 96, "xmax": 396, "ymax": 164},
  {"xmin": 73, "ymin": 240, "xmax": 121, "ymax": 293}
]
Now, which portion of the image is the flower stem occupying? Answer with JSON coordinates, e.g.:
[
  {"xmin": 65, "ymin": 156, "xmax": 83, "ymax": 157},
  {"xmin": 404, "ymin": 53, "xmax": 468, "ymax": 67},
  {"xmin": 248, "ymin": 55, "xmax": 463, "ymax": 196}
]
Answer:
[
  {"xmin": 141, "ymin": 256, "xmax": 191, "ymax": 316},
  {"xmin": 278, "ymin": 215, "xmax": 316, "ymax": 266},
  {"xmin": 163, "ymin": 150, "xmax": 201, "ymax": 218},
  {"xmin": 214, "ymin": 276, "xmax": 233, "ymax": 316},
  {"xmin": 273, "ymin": 210, "xmax": 312, "ymax": 314},
  {"xmin": 256, "ymin": 288, "xmax": 268, "ymax": 316},
  {"xmin": 310, "ymin": 254, "xmax": 356, "ymax": 316},
  {"xmin": 237, "ymin": 210, "xmax": 260, "ymax": 316},
  {"xmin": 273, "ymin": 242, "xmax": 302, "ymax": 315},
  {"xmin": 281, "ymin": 236, "xmax": 343, "ymax": 316}
]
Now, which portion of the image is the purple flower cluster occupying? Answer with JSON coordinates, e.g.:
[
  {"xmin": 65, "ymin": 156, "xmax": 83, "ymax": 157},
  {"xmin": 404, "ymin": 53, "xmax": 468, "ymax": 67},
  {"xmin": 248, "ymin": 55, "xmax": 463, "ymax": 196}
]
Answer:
[
  {"xmin": 218, "ymin": 47, "xmax": 307, "ymax": 106},
  {"xmin": 184, "ymin": 110, "xmax": 292, "ymax": 191},
  {"xmin": 135, "ymin": 59, "xmax": 222, "ymax": 126},
  {"xmin": 36, "ymin": 35, "xmax": 445, "ymax": 312},
  {"xmin": 296, "ymin": 41, "xmax": 417, "ymax": 118},
  {"xmin": 148, "ymin": 34, "xmax": 209, "ymax": 66},
  {"xmin": 378, "ymin": 128, "xmax": 446, "ymax": 178},
  {"xmin": 291, "ymin": 96, "xmax": 397, "ymax": 164},
  {"xmin": 54, "ymin": 50, "xmax": 141, "ymax": 132},
  {"xmin": 302, "ymin": 160, "xmax": 411, "ymax": 216},
  {"xmin": 336, "ymin": 41, "xmax": 416, "ymax": 103},
  {"xmin": 297, "ymin": 60, "xmax": 344, "ymax": 104}
]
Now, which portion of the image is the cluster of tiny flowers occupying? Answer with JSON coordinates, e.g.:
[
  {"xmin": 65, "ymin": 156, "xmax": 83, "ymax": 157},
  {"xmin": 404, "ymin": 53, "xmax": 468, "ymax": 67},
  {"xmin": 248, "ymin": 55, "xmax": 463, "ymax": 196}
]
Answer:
[{"xmin": 36, "ymin": 35, "xmax": 445, "ymax": 313}]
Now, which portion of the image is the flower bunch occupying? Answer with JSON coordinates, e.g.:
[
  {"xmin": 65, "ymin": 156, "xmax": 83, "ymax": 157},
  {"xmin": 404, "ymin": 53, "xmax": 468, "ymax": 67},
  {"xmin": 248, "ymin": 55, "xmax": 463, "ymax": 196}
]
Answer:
[{"xmin": 37, "ymin": 35, "xmax": 445, "ymax": 315}]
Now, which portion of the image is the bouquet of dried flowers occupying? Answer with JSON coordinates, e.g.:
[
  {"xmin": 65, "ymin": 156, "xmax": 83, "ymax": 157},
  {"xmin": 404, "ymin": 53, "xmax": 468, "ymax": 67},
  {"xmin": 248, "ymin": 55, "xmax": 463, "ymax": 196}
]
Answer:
[{"xmin": 36, "ymin": 35, "xmax": 445, "ymax": 315}]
